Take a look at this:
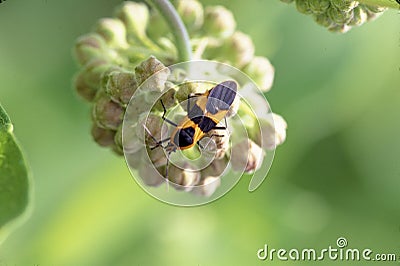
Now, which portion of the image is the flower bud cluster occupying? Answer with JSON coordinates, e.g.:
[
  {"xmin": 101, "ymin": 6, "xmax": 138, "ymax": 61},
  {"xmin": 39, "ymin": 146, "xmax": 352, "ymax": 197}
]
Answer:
[
  {"xmin": 73, "ymin": 1, "xmax": 287, "ymax": 196},
  {"xmin": 280, "ymin": 0, "xmax": 387, "ymax": 33}
]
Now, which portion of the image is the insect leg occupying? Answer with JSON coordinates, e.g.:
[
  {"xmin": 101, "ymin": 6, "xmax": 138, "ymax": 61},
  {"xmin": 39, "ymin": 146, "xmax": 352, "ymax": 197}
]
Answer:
[
  {"xmin": 165, "ymin": 151, "xmax": 171, "ymax": 191},
  {"xmin": 143, "ymin": 124, "xmax": 170, "ymax": 149},
  {"xmin": 212, "ymin": 126, "xmax": 226, "ymax": 130},
  {"xmin": 212, "ymin": 117, "xmax": 228, "ymax": 130},
  {"xmin": 202, "ymin": 133, "xmax": 225, "ymax": 150},
  {"xmin": 160, "ymin": 100, "xmax": 178, "ymax": 127}
]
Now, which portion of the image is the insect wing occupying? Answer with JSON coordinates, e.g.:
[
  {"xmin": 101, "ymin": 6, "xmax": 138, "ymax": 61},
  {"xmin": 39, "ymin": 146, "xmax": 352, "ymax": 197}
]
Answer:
[{"xmin": 206, "ymin": 80, "xmax": 237, "ymax": 115}]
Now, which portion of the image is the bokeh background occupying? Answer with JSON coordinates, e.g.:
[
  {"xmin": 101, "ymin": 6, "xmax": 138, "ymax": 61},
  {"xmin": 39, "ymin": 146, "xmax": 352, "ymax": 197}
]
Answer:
[{"xmin": 1, "ymin": 0, "xmax": 399, "ymax": 265}]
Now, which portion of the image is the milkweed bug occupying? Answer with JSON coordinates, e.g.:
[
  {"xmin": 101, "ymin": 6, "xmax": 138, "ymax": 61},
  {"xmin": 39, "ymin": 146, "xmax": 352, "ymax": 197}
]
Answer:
[{"xmin": 144, "ymin": 80, "xmax": 238, "ymax": 184}]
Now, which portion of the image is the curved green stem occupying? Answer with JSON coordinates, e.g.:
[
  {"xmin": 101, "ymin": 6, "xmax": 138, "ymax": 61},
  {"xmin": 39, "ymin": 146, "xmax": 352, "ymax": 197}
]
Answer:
[
  {"xmin": 358, "ymin": 0, "xmax": 399, "ymax": 9},
  {"xmin": 146, "ymin": 0, "xmax": 193, "ymax": 62}
]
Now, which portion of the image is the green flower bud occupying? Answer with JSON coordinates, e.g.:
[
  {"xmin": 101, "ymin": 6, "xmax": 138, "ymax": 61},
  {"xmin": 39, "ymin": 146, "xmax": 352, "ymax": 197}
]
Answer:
[
  {"xmin": 146, "ymin": 11, "xmax": 169, "ymax": 42},
  {"xmin": 348, "ymin": 6, "xmax": 368, "ymax": 26},
  {"xmin": 135, "ymin": 56, "xmax": 170, "ymax": 91},
  {"xmin": 74, "ymin": 33, "xmax": 108, "ymax": 66},
  {"xmin": 111, "ymin": 142, "xmax": 124, "ymax": 156},
  {"xmin": 231, "ymin": 139, "xmax": 264, "ymax": 173},
  {"xmin": 191, "ymin": 176, "xmax": 221, "ymax": 197},
  {"xmin": 153, "ymin": 88, "xmax": 177, "ymax": 111},
  {"xmin": 92, "ymin": 91, "xmax": 124, "ymax": 130},
  {"xmin": 173, "ymin": 0, "xmax": 204, "ymax": 31},
  {"xmin": 308, "ymin": 0, "xmax": 330, "ymax": 15},
  {"xmin": 313, "ymin": 12, "xmax": 335, "ymax": 28},
  {"xmin": 280, "ymin": 0, "xmax": 387, "ymax": 33},
  {"xmin": 330, "ymin": 0, "xmax": 358, "ymax": 13},
  {"xmin": 203, "ymin": 6, "xmax": 236, "ymax": 39},
  {"xmin": 91, "ymin": 123, "xmax": 116, "ymax": 147},
  {"xmin": 94, "ymin": 18, "xmax": 129, "ymax": 49},
  {"xmin": 114, "ymin": 1, "xmax": 149, "ymax": 40},
  {"xmin": 104, "ymin": 70, "xmax": 137, "ymax": 105},
  {"xmin": 362, "ymin": 4, "xmax": 386, "ymax": 14},
  {"xmin": 244, "ymin": 56, "xmax": 275, "ymax": 92},
  {"xmin": 74, "ymin": 70, "xmax": 98, "ymax": 102},
  {"xmin": 114, "ymin": 124, "xmax": 123, "ymax": 152},
  {"xmin": 296, "ymin": 0, "xmax": 312, "ymax": 14},
  {"xmin": 168, "ymin": 163, "xmax": 200, "ymax": 191},
  {"xmin": 362, "ymin": 5, "xmax": 387, "ymax": 21},
  {"xmin": 327, "ymin": 6, "xmax": 353, "ymax": 25},
  {"xmin": 174, "ymin": 81, "xmax": 202, "ymax": 102},
  {"xmin": 255, "ymin": 113, "xmax": 287, "ymax": 150}
]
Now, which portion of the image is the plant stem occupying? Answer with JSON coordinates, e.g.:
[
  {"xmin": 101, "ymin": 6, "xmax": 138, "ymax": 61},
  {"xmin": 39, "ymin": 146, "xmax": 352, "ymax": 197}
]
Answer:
[
  {"xmin": 358, "ymin": 0, "xmax": 399, "ymax": 9},
  {"xmin": 146, "ymin": 0, "xmax": 192, "ymax": 62}
]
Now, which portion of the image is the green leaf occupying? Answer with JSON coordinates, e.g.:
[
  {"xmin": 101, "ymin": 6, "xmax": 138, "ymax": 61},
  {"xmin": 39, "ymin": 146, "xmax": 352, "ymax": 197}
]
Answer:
[{"xmin": 0, "ymin": 103, "xmax": 31, "ymax": 243}]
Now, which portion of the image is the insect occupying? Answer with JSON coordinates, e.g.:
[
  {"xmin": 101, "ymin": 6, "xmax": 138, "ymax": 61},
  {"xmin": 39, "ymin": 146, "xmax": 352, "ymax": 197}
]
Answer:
[{"xmin": 144, "ymin": 80, "xmax": 238, "ymax": 182}]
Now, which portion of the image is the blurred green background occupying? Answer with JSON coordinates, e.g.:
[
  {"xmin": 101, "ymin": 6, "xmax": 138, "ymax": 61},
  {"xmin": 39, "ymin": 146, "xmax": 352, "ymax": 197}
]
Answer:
[{"xmin": 1, "ymin": 0, "xmax": 399, "ymax": 265}]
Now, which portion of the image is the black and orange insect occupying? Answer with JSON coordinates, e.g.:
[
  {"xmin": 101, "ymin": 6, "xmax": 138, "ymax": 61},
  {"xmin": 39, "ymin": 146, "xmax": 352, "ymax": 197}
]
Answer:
[{"xmin": 145, "ymin": 80, "xmax": 238, "ymax": 180}]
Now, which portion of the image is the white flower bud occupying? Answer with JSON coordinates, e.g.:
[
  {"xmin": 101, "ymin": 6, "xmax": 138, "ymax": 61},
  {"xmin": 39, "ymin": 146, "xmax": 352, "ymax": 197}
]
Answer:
[
  {"xmin": 122, "ymin": 123, "xmax": 142, "ymax": 154},
  {"xmin": 231, "ymin": 139, "xmax": 264, "ymax": 173},
  {"xmin": 168, "ymin": 164, "xmax": 200, "ymax": 191},
  {"xmin": 243, "ymin": 56, "xmax": 275, "ymax": 92},
  {"xmin": 224, "ymin": 31, "xmax": 254, "ymax": 68},
  {"xmin": 201, "ymin": 158, "xmax": 227, "ymax": 178},
  {"xmin": 148, "ymin": 146, "xmax": 168, "ymax": 168},
  {"xmin": 203, "ymin": 6, "xmax": 236, "ymax": 39},
  {"xmin": 174, "ymin": 0, "xmax": 204, "ymax": 31},
  {"xmin": 255, "ymin": 113, "xmax": 287, "ymax": 150},
  {"xmin": 204, "ymin": 129, "xmax": 230, "ymax": 159},
  {"xmin": 191, "ymin": 176, "xmax": 221, "ymax": 197},
  {"xmin": 138, "ymin": 159, "xmax": 165, "ymax": 187}
]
